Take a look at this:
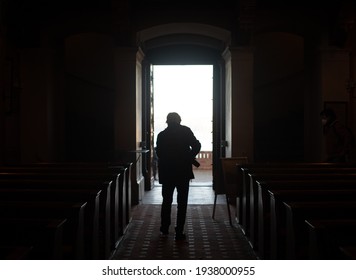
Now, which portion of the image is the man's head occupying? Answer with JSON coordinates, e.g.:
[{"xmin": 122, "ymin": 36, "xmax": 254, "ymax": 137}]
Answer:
[{"xmin": 166, "ymin": 112, "xmax": 181, "ymax": 125}]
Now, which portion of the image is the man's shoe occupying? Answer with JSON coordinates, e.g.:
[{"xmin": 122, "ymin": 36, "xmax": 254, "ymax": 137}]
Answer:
[{"xmin": 175, "ymin": 233, "xmax": 186, "ymax": 241}]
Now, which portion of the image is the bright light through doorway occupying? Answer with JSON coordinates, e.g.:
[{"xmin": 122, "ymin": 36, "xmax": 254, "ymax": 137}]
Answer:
[{"xmin": 152, "ymin": 65, "xmax": 213, "ymax": 152}]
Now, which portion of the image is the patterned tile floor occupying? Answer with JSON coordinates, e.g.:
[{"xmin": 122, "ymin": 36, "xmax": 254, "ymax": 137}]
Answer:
[
  {"xmin": 112, "ymin": 204, "xmax": 257, "ymax": 260},
  {"xmin": 112, "ymin": 173, "xmax": 257, "ymax": 260}
]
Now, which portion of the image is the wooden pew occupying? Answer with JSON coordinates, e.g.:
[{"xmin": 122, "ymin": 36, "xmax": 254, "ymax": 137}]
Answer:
[
  {"xmin": 0, "ymin": 200, "xmax": 87, "ymax": 259},
  {"xmin": 115, "ymin": 166, "xmax": 127, "ymax": 239},
  {"xmin": 0, "ymin": 217, "xmax": 66, "ymax": 259},
  {"xmin": 237, "ymin": 163, "xmax": 356, "ymax": 239},
  {"xmin": 236, "ymin": 163, "xmax": 356, "ymax": 259},
  {"xmin": 0, "ymin": 163, "xmax": 131, "ymax": 250},
  {"xmin": 0, "ymin": 162, "xmax": 133, "ymax": 258},
  {"xmin": 306, "ymin": 219, "xmax": 356, "ymax": 259},
  {"xmin": 0, "ymin": 188, "xmax": 100, "ymax": 259},
  {"xmin": 284, "ymin": 200, "xmax": 356, "ymax": 259},
  {"xmin": 0, "ymin": 162, "xmax": 133, "ymax": 223},
  {"xmin": 269, "ymin": 189, "xmax": 356, "ymax": 259},
  {"xmin": 249, "ymin": 171, "xmax": 356, "ymax": 249},
  {"xmin": 256, "ymin": 179, "xmax": 356, "ymax": 259},
  {"xmin": 46, "ymin": 163, "xmax": 133, "ymax": 241},
  {"xmin": 0, "ymin": 179, "xmax": 112, "ymax": 259},
  {"xmin": 249, "ymin": 172, "xmax": 356, "ymax": 254},
  {"xmin": 120, "ymin": 162, "xmax": 133, "ymax": 230},
  {"xmin": 237, "ymin": 166, "xmax": 249, "ymax": 233}
]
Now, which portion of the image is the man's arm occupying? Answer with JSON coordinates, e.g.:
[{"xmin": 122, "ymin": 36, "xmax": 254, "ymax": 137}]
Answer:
[{"xmin": 189, "ymin": 129, "xmax": 201, "ymax": 157}]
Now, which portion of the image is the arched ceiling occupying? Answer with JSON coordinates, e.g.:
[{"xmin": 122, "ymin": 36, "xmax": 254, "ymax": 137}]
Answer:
[
  {"xmin": 137, "ymin": 23, "xmax": 231, "ymax": 51},
  {"xmin": 136, "ymin": 23, "xmax": 231, "ymax": 63}
]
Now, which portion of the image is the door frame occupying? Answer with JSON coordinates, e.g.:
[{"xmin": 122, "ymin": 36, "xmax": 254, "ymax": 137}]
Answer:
[{"xmin": 141, "ymin": 48, "xmax": 227, "ymax": 191}]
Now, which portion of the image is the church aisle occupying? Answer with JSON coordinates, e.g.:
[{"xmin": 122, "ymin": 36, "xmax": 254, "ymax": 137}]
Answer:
[{"xmin": 112, "ymin": 202, "xmax": 257, "ymax": 260}]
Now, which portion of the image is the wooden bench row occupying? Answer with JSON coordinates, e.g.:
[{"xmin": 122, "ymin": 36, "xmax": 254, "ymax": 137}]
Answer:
[
  {"xmin": 236, "ymin": 162, "xmax": 356, "ymax": 259},
  {"xmin": 0, "ymin": 162, "xmax": 133, "ymax": 260}
]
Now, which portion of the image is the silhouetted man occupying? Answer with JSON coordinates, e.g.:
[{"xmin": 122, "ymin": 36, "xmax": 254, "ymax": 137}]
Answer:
[{"xmin": 156, "ymin": 112, "xmax": 201, "ymax": 240}]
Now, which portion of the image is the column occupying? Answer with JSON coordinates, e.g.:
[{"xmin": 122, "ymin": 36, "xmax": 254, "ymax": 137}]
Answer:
[{"xmin": 114, "ymin": 47, "xmax": 145, "ymax": 204}]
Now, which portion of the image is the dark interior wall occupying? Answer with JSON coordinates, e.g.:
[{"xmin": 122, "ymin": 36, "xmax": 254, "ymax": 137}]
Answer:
[
  {"xmin": 20, "ymin": 49, "xmax": 53, "ymax": 163},
  {"xmin": 132, "ymin": 0, "xmax": 237, "ymax": 33},
  {"xmin": 254, "ymin": 32, "xmax": 305, "ymax": 161},
  {"xmin": 64, "ymin": 33, "xmax": 115, "ymax": 161},
  {"xmin": 0, "ymin": 1, "xmax": 355, "ymax": 165},
  {"xmin": 0, "ymin": 39, "xmax": 21, "ymax": 164},
  {"xmin": 145, "ymin": 44, "xmax": 221, "ymax": 64}
]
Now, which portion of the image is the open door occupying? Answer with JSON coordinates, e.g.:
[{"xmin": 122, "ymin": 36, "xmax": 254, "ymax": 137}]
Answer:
[
  {"xmin": 139, "ymin": 43, "xmax": 229, "ymax": 195},
  {"xmin": 141, "ymin": 60, "xmax": 154, "ymax": 190},
  {"xmin": 212, "ymin": 60, "xmax": 226, "ymax": 191},
  {"xmin": 142, "ymin": 63, "xmax": 225, "ymax": 192}
]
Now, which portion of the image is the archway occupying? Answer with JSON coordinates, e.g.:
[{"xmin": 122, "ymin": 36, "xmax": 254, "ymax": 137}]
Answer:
[{"xmin": 136, "ymin": 23, "xmax": 232, "ymax": 191}]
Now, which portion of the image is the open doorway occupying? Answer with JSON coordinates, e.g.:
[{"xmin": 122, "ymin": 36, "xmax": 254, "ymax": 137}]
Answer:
[{"xmin": 152, "ymin": 65, "xmax": 213, "ymax": 186}]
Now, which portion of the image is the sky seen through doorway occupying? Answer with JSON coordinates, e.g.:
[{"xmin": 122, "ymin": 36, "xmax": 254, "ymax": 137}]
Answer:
[{"xmin": 153, "ymin": 65, "xmax": 213, "ymax": 151}]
